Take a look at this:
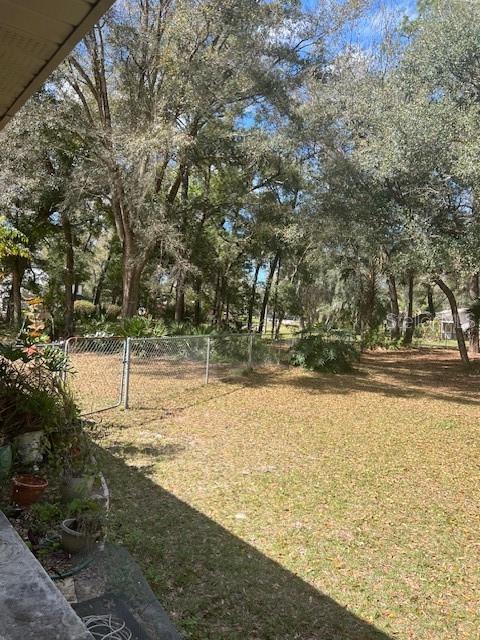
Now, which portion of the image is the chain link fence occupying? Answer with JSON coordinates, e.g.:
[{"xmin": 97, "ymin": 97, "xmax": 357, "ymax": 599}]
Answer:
[
  {"xmin": 50, "ymin": 329, "xmax": 461, "ymax": 415},
  {"xmin": 64, "ymin": 337, "xmax": 127, "ymax": 414},
  {"xmin": 128, "ymin": 336, "xmax": 211, "ymax": 410},
  {"xmin": 61, "ymin": 333, "xmax": 297, "ymax": 415}
]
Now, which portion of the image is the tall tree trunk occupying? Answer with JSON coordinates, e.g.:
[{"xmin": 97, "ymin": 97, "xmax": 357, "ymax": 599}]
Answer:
[
  {"xmin": 258, "ymin": 253, "xmax": 279, "ymax": 334},
  {"xmin": 275, "ymin": 311, "xmax": 285, "ymax": 339},
  {"xmin": 247, "ymin": 262, "xmax": 261, "ymax": 331},
  {"xmin": 5, "ymin": 286, "xmax": 12, "ymax": 325},
  {"xmin": 175, "ymin": 170, "xmax": 189, "ymax": 325},
  {"xmin": 225, "ymin": 294, "xmax": 230, "ymax": 323},
  {"xmin": 193, "ymin": 277, "xmax": 202, "ymax": 326},
  {"xmin": 122, "ymin": 259, "xmax": 142, "ymax": 318},
  {"xmin": 364, "ymin": 262, "xmax": 377, "ymax": 332},
  {"xmin": 421, "ymin": 282, "xmax": 437, "ymax": 342},
  {"xmin": 387, "ymin": 274, "xmax": 401, "ymax": 340},
  {"xmin": 60, "ymin": 212, "xmax": 75, "ymax": 337},
  {"xmin": 426, "ymin": 284, "xmax": 435, "ymax": 319},
  {"xmin": 271, "ymin": 256, "xmax": 281, "ymax": 338},
  {"xmin": 175, "ymin": 273, "xmax": 185, "ymax": 323},
  {"xmin": 434, "ymin": 278, "xmax": 469, "ymax": 365},
  {"xmin": 93, "ymin": 246, "xmax": 112, "ymax": 307},
  {"xmin": 121, "ymin": 229, "xmax": 148, "ymax": 318},
  {"xmin": 212, "ymin": 274, "xmax": 220, "ymax": 325},
  {"xmin": 215, "ymin": 276, "xmax": 225, "ymax": 326},
  {"xmin": 469, "ymin": 273, "xmax": 479, "ymax": 355},
  {"xmin": 10, "ymin": 258, "xmax": 25, "ymax": 329},
  {"xmin": 403, "ymin": 273, "xmax": 415, "ymax": 346}
]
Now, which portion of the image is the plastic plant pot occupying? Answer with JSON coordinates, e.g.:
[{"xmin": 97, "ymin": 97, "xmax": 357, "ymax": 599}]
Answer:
[
  {"xmin": 60, "ymin": 518, "xmax": 99, "ymax": 555},
  {"xmin": 11, "ymin": 474, "xmax": 48, "ymax": 507},
  {"xmin": 61, "ymin": 475, "xmax": 95, "ymax": 502}
]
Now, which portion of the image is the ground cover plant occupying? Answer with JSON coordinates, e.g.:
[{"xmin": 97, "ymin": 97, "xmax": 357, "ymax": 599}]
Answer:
[{"xmin": 95, "ymin": 349, "xmax": 480, "ymax": 640}]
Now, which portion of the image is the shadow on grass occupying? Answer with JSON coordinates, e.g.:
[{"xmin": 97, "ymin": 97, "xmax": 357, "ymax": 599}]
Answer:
[
  {"xmin": 126, "ymin": 383, "xmax": 251, "ymax": 419},
  {"xmin": 97, "ymin": 444, "xmax": 393, "ymax": 640},
  {"xmin": 231, "ymin": 350, "xmax": 480, "ymax": 408}
]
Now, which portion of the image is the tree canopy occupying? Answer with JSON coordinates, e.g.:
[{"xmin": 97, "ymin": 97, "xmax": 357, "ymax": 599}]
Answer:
[{"xmin": 0, "ymin": 0, "xmax": 478, "ymax": 362}]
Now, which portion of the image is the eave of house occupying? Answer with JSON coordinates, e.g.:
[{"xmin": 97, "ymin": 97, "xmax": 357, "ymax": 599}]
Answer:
[{"xmin": 0, "ymin": 0, "xmax": 116, "ymax": 130}]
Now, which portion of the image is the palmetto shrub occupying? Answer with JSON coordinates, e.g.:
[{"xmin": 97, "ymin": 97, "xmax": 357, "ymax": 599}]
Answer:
[
  {"xmin": 290, "ymin": 335, "xmax": 359, "ymax": 373},
  {"xmin": 362, "ymin": 329, "xmax": 401, "ymax": 351}
]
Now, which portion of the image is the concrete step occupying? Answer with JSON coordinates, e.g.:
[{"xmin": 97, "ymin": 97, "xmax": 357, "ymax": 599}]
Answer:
[{"xmin": 0, "ymin": 511, "xmax": 93, "ymax": 640}]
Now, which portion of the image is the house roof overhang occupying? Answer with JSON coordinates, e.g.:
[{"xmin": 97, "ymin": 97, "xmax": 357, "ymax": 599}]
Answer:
[{"xmin": 0, "ymin": 0, "xmax": 116, "ymax": 131}]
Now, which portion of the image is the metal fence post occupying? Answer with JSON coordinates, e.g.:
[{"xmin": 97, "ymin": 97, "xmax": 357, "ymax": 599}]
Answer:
[
  {"xmin": 248, "ymin": 333, "xmax": 254, "ymax": 369},
  {"xmin": 205, "ymin": 336, "xmax": 211, "ymax": 384},
  {"xmin": 122, "ymin": 337, "xmax": 132, "ymax": 409}
]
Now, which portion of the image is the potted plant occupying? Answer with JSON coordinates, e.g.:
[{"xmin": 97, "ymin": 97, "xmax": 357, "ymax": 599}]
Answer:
[
  {"xmin": 0, "ymin": 350, "xmax": 62, "ymax": 465},
  {"xmin": 60, "ymin": 498, "xmax": 105, "ymax": 554},
  {"xmin": 11, "ymin": 474, "xmax": 49, "ymax": 507},
  {"xmin": 58, "ymin": 423, "xmax": 98, "ymax": 501},
  {"xmin": 61, "ymin": 458, "xmax": 97, "ymax": 501},
  {"xmin": 0, "ymin": 358, "xmax": 23, "ymax": 471},
  {"xmin": 26, "ymin": 502, "xmax": 63, "ymax": 548}
]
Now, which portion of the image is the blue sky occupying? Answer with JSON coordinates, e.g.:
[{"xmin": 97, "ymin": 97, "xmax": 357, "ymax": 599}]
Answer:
[
  {"xmin": 351, "ymin": 0, "xmax": 418, "ymax": 46},
  {"xmin": 302, "ymin": 0, "xmax": 418, "ymax": 49}
]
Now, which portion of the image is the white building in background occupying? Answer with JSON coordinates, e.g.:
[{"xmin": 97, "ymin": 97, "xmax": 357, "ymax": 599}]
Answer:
[{"xmin": 436, "ymin": 308, "xmax": 471, "ymax": 340}]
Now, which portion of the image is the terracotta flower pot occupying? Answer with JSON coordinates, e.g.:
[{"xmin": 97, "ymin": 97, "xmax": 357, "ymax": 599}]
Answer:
[{"xmin": 11, "ymin": 474, "xmax": 48, "ymax": 507}]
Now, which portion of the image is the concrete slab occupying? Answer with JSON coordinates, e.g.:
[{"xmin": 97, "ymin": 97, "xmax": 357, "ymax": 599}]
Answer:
[{"xmin": 0, "ymin": 511, "xmax": 93, "ymax": 640}]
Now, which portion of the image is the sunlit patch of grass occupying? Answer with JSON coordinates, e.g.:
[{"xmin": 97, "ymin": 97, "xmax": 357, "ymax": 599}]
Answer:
[{"xmin": 96, "ymin": 349, "xmax": 480, "ymax": 640}]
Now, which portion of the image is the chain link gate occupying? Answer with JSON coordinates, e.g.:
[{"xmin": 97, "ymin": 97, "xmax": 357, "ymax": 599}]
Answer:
[{"xmin": 64, "ymin": 336, "xmax": 127, "ymax": 415}]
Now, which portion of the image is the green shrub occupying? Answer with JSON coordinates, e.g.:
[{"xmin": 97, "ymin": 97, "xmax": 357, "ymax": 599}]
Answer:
[
  {"xmin": 29, "ymin": 503, "xmax": 63, "ymax": 534},
  {"xmin": 250, "ymin": 338, "xmax": 270, "ymax": 362},
  {"xmin": 211, "ymin": 335, "xmax": 249, "ymax": 363},
  {"xmin": 168, "ymin": 322, "xmax": 216, "ymax": 336},
  {"xmin": 74, "ymin": 300, "xmax": 96, "ymax": 319},
  {"xmin": 362, "ymin": 329, "xmax": 401, "ymax": 351},
  {"xmin": 105, "ymin": 304, "xmax": 121, "ymax": 320},
  {"xmin": 302, "ymin": 325, "xmax": 356, "ymax": 343},
  {"xmin": 78, "ymin": 316, "xmax": 118, "ymax": 336},
  {"xmin": 291, "ymin": 335, "xmax": 359, "ymax": 373},
  {"xmin": 0, "ymin": 347, "xmax": 80, "ymax": 442},
  {"xmin": 118, "ymin": 315, "xmax": 166, "ymax": 337}
]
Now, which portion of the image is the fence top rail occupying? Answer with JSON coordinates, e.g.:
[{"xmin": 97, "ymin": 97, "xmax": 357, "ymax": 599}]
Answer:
[
  {"xmin": 65, "ymin": 335, "xmax": 126, "ymax": 342},
  {"xmin": 129, "ymin": 333, "xmax": 253, "ymax": 341}
]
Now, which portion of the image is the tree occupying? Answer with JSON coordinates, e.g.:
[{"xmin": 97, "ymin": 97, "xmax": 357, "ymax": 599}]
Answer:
[
  {"xmin": 61, "ymin": 0, "xmax": 320, "ymax": 317},
  {"xmin": 0, "ymin": 217, "xmax": 30, "ymax": 262}
]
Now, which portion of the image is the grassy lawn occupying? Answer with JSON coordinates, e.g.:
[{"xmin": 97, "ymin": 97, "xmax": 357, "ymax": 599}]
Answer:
[{"xmin": 95, "ymin": 349, "xmax": 479, "ymax": 640}]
